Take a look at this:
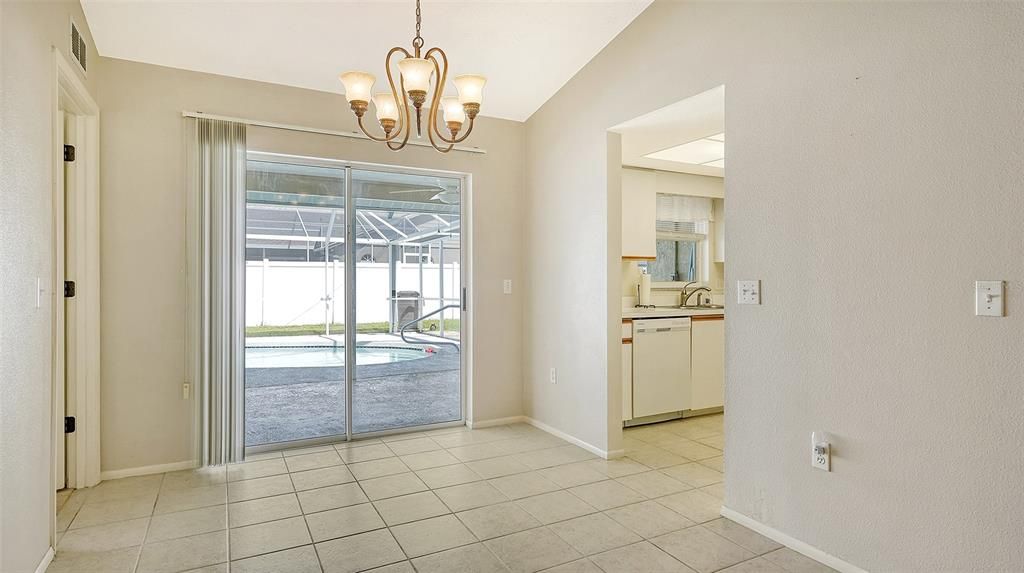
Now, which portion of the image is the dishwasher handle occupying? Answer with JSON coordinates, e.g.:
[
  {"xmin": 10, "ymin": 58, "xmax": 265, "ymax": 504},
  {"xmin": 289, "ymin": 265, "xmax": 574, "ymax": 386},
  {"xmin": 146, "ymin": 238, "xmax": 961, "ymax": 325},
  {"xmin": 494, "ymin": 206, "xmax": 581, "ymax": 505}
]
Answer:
[{"xmin": 634, "ymin": 318, "xmax": 691, "ymax": 334}]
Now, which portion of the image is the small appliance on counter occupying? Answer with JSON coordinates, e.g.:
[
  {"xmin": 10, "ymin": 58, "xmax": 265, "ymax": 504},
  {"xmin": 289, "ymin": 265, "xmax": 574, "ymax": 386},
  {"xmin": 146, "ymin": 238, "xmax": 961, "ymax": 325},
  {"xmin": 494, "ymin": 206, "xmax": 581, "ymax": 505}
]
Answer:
[{"xmin": 635, "ymin": 269, "xmax": 654, "ymax": 309}]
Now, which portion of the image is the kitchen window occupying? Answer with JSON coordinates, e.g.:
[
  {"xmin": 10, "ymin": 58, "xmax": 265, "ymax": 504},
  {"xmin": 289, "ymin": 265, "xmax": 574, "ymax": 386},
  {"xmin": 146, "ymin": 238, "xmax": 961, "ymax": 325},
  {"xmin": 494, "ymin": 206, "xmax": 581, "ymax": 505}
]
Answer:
[
  {"xmin": 650, "ymin": 194, "xmax": 712, "ymax": 284},
  {"xmin": 652, "ymin": 236, "xmax": 701, "ymax": 282}
]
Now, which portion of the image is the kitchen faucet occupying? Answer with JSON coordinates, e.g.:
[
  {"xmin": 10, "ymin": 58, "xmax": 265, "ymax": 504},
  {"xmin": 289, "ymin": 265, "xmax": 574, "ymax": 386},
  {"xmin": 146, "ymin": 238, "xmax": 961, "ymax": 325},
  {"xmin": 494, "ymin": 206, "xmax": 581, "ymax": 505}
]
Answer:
[{"xmin": 680, "ymin": 282, "xmax": 712, "ymax": 307}]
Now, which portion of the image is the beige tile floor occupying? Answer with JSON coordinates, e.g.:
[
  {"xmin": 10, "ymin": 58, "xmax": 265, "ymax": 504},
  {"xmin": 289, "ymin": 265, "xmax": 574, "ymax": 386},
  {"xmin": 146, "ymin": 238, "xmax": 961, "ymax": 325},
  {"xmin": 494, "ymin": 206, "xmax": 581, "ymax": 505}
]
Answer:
[{"xmin": 51, "ymin": 414, "xmax": 835, "ymax": 573}]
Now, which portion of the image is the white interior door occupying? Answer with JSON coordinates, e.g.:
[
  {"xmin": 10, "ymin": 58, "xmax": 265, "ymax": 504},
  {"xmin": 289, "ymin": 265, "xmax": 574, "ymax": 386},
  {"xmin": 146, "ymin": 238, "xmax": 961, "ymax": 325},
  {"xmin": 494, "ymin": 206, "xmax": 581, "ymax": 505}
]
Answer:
[
  {"xmin": 61, "ymin": 113, "xmax": 81, "ymax": 489},
  {"xmin": 53, "ymin": 113, "xmax": 67, "ymax": 490}
]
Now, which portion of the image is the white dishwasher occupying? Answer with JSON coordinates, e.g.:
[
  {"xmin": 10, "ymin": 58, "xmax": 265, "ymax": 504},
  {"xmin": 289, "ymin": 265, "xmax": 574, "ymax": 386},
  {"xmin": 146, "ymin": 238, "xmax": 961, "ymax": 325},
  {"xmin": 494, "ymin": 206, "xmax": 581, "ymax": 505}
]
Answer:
[{"xmin": 632, "ymin": 317, "xmax": 691, "ymax": 418}]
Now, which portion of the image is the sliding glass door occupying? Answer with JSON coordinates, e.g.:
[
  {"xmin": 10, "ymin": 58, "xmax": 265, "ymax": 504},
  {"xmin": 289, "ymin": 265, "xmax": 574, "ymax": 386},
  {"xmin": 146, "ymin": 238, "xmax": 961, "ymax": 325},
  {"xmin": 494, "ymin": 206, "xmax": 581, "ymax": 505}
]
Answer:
[
  {"xmin": 244, "ymin": 160, "xmax": 347, "ymax": 447},
  {"xmin": 243, "ymin": 155, "xmax": 464, "ymax": 449},
  {"xmin": 351, "ymin": 168, "xmax": 463, "ymax": 435}
]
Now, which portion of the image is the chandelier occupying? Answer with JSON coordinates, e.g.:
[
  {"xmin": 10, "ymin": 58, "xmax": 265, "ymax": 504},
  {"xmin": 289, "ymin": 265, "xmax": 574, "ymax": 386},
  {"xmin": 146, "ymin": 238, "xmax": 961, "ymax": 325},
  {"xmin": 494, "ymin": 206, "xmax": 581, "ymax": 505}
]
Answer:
[{"xmin": 339, "ymin": 0, "xmax": 486, "ymax": 153}]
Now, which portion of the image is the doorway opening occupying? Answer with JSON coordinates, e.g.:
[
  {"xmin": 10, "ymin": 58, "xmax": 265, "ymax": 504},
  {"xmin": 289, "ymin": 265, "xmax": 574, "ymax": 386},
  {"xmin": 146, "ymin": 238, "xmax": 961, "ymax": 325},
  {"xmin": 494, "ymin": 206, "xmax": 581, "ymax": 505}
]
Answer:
[
  {"xmin": 243, "ymin": 154, "xmax": 466, "ymax": 452},
  {"xmin": 51, "ymin": 51, "xmax": 102, "ymax": 547},
  {"xmin": 610, "ymin": 85, "xmax": 727, "ymax": 508}
]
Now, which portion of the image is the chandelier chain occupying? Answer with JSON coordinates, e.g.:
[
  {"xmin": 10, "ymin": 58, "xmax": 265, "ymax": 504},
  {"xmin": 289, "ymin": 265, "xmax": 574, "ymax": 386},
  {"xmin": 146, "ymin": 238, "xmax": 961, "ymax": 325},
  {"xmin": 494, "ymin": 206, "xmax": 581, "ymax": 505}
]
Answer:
[{"xmin": 412, "ymin": 0, "xmax": 424, "ymax": 50}]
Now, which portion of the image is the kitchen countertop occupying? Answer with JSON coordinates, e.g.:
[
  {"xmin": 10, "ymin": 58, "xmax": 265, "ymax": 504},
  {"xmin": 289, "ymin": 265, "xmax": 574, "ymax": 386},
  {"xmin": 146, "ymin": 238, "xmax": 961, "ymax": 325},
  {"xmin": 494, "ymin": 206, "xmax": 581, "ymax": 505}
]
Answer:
[{"xmin": 622, "ymin": 306, "xmax": 726, "ymax": 319}]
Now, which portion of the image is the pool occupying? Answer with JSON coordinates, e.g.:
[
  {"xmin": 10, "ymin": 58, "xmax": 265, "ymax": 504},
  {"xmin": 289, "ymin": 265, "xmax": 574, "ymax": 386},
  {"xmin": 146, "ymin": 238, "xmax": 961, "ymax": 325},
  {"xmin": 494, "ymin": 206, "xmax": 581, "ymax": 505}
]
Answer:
[{"xmin": 245, "ymin": 346, "xmax": 428, "ymax": 369}]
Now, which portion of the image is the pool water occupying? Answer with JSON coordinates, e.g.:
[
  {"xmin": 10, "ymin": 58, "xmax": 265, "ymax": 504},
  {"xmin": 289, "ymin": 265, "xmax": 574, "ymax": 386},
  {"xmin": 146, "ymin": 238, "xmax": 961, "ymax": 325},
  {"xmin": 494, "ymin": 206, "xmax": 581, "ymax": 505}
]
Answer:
[{"xmin": 245, "ymin": 346, "xmax": 427, "ymax": 369}]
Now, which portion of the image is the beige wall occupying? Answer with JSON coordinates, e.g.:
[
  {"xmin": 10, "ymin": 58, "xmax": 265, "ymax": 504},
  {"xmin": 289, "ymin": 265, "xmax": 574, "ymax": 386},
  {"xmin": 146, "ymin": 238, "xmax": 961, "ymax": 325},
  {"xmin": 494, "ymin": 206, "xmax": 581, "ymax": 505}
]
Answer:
[
  {"xmin": 97, "ymin": 58, "xmax": 524, "ymax": 472},
  {"xmin": 0, "ymin": 2, "xmax": 100, "ymax": 571},
  {"xmin": 525, "ymin": 1, "xmax": 1024, "ymax": 570}
]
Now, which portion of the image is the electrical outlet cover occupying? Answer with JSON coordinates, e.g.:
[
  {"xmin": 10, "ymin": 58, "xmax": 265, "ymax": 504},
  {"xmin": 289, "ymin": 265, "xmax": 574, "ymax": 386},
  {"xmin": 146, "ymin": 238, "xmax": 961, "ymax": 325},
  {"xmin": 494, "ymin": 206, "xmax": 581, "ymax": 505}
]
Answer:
[{"xmin": 812, "ymin": 442, "xmax": 831, "ymax": 471}]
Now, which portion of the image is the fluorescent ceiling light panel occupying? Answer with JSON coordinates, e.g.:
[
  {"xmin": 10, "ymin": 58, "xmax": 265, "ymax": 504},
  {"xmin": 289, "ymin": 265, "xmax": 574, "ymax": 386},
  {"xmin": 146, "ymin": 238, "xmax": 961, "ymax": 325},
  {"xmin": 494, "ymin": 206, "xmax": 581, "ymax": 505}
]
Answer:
[
  {"xmin": 645, "ymin": 138, "xmax": 724, "ymax": 165},
  {"xmin": 703, "ymin": 159, "xmax": 725, "ymax": 168}
]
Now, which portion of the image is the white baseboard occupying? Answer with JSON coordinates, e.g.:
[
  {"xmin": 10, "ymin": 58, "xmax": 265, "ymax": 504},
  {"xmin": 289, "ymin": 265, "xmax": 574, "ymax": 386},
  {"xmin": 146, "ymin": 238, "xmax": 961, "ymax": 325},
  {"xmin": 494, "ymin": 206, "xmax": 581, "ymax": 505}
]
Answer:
[
  {"xmin": 604, "ymin": 448, "xmax": 626, "ymax": 459},
  {"xmin": 524, "ymin": 417, "xmax": 615, "ymax": 459},
  {"xmin": 467, "ymin": 416, "xmax": 622, "ymax": 460},
  {"xmin": 467, "ymin": 415, "xmax": 526, "ymax": 429},
  {"xmin": 720, "ymin": 507, "xmax": 867, "ymax": 573},
  {"xmin": 34, "ymin": 547, "xmax": 54, "ymax": 573},
  {"xmin": 100, "ymin": 460, "xmax": 197, "ymax": 481}
]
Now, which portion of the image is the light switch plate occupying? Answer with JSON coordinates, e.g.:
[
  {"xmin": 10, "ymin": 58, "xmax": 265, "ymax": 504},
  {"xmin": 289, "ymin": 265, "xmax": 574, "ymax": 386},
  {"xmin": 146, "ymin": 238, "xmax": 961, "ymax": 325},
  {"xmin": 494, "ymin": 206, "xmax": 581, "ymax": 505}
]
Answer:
[
  {"xmin": 503, "ymin": 279, "xmax": 512, "ymax": 295},
  {"xmin": 975, "ymin": 280, "xmax": 1004, "ymax": 317},
  {"xmin": 737, "ymin": 280, "xmax": 761, "ymax": 305}
]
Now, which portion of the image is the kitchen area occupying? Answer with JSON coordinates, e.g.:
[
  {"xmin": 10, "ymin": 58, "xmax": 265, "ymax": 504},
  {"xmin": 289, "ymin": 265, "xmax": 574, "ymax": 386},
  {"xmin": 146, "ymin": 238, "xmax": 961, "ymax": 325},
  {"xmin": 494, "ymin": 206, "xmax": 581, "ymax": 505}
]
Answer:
[
  {"xmin": 611, "ymin": 86, "xmax": 727, "ymax": 429},
  {"xmin": 620, "ymin": 172, "xmax": 725, "ymax": 427}
]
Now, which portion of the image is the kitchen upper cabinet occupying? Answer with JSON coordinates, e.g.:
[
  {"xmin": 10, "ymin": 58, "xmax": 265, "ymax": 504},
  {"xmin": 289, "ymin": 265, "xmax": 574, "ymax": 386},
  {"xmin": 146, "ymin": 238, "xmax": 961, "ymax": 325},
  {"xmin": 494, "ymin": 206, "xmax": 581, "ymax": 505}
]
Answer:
[
  {"xmin": 690, "ymin": 317, "xmax": 724, "ymax": 410},
  {"xmin": 621, "ymin": 168, "xmax": 656, "ymax": 259},
  {"xmin": 712, "ymin": 198, "xmax": 725, "ymax": 263}
]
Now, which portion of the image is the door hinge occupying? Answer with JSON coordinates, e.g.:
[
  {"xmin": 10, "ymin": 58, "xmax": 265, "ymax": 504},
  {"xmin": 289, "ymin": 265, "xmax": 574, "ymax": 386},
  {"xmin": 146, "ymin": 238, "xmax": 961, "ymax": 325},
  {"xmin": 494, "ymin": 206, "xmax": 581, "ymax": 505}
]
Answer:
[
  {"xmin": 64, "ymin": 416, "xmax": 76, "ymax": 433},
  {"xmin": 63, "ymin": 144, "xmax": 76, "ymax": 162},
  {"xmin": 64, "ymin": 280, "xmax": 76, "ymax": 298}
]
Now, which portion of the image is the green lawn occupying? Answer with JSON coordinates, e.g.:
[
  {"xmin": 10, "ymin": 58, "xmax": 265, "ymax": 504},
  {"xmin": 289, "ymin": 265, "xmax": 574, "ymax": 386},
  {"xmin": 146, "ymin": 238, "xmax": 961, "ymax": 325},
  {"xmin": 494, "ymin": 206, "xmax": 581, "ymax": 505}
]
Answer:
[{"xmin": 246, "ymin": 319, "xmax": 461, "ymax": 338}]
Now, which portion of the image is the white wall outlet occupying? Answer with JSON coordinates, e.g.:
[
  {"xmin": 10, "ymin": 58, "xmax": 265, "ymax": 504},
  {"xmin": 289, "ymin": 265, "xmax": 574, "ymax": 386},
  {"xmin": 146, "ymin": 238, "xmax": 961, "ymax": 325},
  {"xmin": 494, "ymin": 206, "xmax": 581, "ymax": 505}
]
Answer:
[
  {"xmin": 549, "ymin": 367, "xmax": 557, "ymax": 384},
  {"xmin": 503, "ymin": 279, "xmax": 513, "ymax": 295},
  {"xmin": 975, "ymin": 280, "xmax": 1004, "ymax": 317},
  {"xmin": 737, "ymin": 280, "xmax": 761, "ymax": 305},
  {"xmin": 182, "ymin": 383, "xmax": 191, "ymax": 400},
  {"xmin": 811, "ymin": 431, "xmax": 830, "ymax": 471}
]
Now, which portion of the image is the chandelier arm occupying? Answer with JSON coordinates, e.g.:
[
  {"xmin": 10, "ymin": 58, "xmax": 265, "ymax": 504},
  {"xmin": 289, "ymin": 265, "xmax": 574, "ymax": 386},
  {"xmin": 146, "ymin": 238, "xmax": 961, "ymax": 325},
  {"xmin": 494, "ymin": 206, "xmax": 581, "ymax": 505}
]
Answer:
[
  {"xmin": 448, "ymin": 116, "xmax": 477, "ymax": 144},
  {"xmin": 352, "ymin": 47, "xmax": 411, "ymax": 144},
  {"xmin": 424, "ymin": 47, "xmax": 476, "ymax": 146},
  {"xmin": 383, "ymin": 46, "xmax": 412, "ymax": 140},
  {"xmin": 387, "ymin": 73, "xmax": 413, "ymax": 151},
  {"xmin": 355, "ymin": 115, "xmax": 398, "ymax": 142},
  {"xmin": 423, "ymin": 48, "xmax": 454, "ymax": 152}
]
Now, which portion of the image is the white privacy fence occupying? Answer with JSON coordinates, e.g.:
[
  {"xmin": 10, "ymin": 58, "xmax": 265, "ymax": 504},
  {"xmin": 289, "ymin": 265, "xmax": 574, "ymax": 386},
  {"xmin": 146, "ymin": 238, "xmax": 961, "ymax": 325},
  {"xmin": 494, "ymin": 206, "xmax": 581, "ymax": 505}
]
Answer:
[{"xmin": 245, "ymin": 261, "xmax": 461, "ymax": 327}]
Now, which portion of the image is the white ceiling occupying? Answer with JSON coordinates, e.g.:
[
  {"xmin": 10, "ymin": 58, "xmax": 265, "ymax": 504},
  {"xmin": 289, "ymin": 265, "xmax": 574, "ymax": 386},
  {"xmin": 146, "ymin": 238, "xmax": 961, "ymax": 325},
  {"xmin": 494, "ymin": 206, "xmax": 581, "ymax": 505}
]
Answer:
[
  {"xmin": 611, "ymin": 85, "xmax": 725, "ymax": 177},
  {"xmin": 81, "ymin": 0, "xmax": 652, "ymax": 122}
]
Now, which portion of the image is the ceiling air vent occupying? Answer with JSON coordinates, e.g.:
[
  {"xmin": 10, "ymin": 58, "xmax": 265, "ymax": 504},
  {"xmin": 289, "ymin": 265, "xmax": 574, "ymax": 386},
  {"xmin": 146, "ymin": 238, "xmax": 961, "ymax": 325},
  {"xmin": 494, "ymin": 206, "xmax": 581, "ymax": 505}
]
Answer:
[{"xmin": 70, "ymin": 19, "xmax": 88, "ymax": 74}]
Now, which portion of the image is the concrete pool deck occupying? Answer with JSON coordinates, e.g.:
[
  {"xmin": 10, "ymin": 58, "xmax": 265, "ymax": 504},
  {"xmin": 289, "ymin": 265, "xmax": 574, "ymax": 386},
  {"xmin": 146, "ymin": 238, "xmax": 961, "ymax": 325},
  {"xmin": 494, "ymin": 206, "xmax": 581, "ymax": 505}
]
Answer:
[{"xmin": 244, "ymin": 333, "xmax": 461, "ymax": 446}]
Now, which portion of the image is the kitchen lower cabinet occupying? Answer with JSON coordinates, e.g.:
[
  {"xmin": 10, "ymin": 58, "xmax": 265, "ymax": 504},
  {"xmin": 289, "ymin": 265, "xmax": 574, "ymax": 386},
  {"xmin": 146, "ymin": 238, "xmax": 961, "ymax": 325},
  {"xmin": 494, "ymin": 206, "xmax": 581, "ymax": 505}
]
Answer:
[
  {"xmin": 622, "ymin": 341, "xmax": 633, "ymax": 421},
  {"xmin": 690, "ymin": 316, "xmax": 724, "ymax": 410}
]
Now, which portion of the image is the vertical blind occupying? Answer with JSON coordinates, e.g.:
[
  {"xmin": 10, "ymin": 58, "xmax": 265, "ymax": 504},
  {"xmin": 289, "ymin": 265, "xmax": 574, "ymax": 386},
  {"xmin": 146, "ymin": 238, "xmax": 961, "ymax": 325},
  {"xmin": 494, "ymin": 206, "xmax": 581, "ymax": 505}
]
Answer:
[{"xmin": 187, "ymin": 118, "xmax": 247, "ymax": 465}]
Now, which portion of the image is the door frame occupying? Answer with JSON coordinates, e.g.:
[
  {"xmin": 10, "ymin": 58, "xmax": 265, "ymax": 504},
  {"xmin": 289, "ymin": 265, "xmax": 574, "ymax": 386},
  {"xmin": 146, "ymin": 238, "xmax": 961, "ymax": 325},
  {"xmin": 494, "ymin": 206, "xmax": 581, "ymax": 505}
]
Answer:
[
  {"xmin": 241, "ymin": 152, "xmax": 471, "ymax": 455},
  {"xmin": 51, "ymin": 48, "xmax": 101, "ymax": 530}
]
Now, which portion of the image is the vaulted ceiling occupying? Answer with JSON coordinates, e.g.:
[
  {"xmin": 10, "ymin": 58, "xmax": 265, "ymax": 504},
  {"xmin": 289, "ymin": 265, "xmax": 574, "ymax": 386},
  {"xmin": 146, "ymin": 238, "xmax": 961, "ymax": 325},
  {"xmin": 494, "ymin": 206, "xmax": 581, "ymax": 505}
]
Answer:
[{"xmin": 81, "ymin": 0, "xmax": 652, "ymax": 122}]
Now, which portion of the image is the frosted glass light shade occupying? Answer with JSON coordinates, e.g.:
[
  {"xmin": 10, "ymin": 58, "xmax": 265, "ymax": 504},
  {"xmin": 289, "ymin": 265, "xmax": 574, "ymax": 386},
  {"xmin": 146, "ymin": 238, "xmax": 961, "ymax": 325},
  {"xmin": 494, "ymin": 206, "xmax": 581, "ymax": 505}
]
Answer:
[
  {"xmin": 339, "ymin": 71, "xmax": 375, "ymax": 103},
  {"xmin": 398, "ymin": 58, "xmax": 434, "ymax": 92},
  {"xmin": 442, "ymin": 97, "xmax": 465, "ymax": 125},
  {"xmin": 454, "ymin": 75, "xmax": 486, "ymax": 105},
  {"xmin": 373, "ymin": 92, "xmax": 400, "ymax": 122}
]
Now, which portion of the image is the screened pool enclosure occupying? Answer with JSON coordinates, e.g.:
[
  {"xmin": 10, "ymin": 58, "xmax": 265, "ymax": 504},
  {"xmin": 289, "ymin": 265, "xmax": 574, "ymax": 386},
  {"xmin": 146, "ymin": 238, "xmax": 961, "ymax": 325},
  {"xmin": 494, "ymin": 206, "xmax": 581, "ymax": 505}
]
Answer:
[{"xmin": 244, "ymin": 154, "xmax": 464, "ymax": 448}]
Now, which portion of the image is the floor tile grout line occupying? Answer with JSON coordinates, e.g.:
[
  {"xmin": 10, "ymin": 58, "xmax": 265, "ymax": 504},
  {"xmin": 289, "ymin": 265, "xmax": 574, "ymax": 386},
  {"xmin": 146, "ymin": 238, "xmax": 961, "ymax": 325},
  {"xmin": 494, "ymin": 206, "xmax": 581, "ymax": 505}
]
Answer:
[
  {"xmin": 131, "ymin": 472, "xmax": 165, "ymax": 573},
  {"xmin": 287, "ymin": 469, "xmax": 322, "ymax": 571}
]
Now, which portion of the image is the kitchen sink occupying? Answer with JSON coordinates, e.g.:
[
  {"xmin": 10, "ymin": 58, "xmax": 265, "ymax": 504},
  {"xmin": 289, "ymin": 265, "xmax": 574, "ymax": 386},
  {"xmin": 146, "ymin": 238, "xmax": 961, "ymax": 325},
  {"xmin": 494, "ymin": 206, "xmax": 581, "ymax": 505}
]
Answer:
[{"xmin": 680, "ymin": 304, "xmax": 725, "ymax": 310}]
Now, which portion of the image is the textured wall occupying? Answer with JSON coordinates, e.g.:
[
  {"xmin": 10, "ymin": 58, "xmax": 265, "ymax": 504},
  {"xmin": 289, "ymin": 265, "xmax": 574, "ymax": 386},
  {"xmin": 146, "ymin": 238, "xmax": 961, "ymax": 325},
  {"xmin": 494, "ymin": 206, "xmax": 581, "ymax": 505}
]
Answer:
[
  {"xmin": 0, "ymin": 2, "xmax": 100, "ymax": 571},
  {"xmin": 97, "ymin": 58, "xmax": 525, "ymax": 472},
  {"xmin": 524, "ymin": 1, "xmax": 1024, "ymax": 570}
]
